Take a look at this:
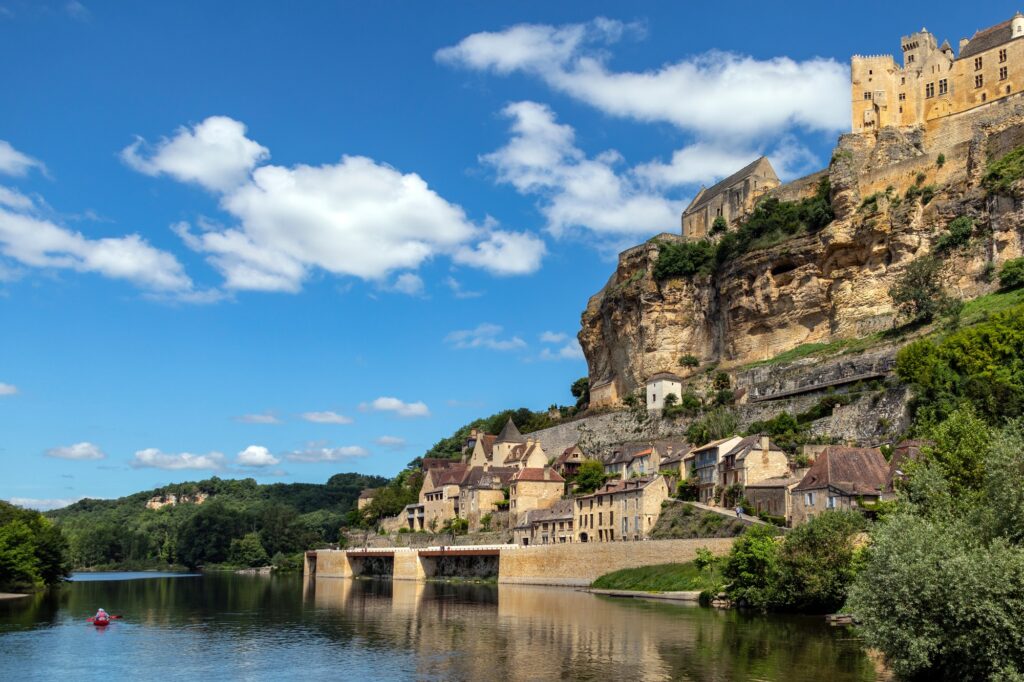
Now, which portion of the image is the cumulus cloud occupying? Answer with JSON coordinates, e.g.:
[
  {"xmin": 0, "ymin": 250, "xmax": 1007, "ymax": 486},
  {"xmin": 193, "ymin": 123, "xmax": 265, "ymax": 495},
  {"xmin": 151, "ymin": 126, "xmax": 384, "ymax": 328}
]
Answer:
[
  {"xmin": 236, "ymin": 445, "xmax": 280, "ymax": 467},
  {"xmin": 285, "ymin": 444, "xmax": 369, "ymax": 462},
  {"xmin": 130, "ymin": 448, "xmax": 225, "ymax": 471},
  {"xmin": 126, "ymin": 116, "xmax": 544, "ymax": 292},
  {"xmin": 301, "ymin": 411, "xmax": 353, "ymax": 425},
  {"xmin": 635, "ymin": 137, "xmax": 819, "ymax": 187},
  {"xmin": 389, "ymin": 272, "xmax": 425, "ymax": 296},
  {"xmin": 0, "ymin": 382, "xmax": 17, "ymax": 396},
  {"xmin": 7, "ymin": 497, "xmax": 84, "ymax": 511},
  {"xmin": 482, "ymin": 102, "xmax": 681, "ymax": 236},
  {"xmin": 0, "ymin": 140, "xmax": 45, "ymax": 177},
  {"xmin": 121, "ymin": 116, "xmax": 270, "ymax": 192},
  {"xmin": 375, "ymin": 436, "xmax": 406, "ymax": 449},
  {"xmin": 359, "ymin": 397, "xmax": 431, "ymax": 418},
  {"xmin": 235, "ymin": 412, "xmax": 281, "ymax": 424},
  {"xmin": 438, "ymin": 18, "xmax": 848, "ymax": 138},
  {"xmin": 445, "ymin": 323, "xmax": 526, "ymax": 351},
  {"xmin": 46, "ymin": 441, "xmax": 105, "ymax": 460}
]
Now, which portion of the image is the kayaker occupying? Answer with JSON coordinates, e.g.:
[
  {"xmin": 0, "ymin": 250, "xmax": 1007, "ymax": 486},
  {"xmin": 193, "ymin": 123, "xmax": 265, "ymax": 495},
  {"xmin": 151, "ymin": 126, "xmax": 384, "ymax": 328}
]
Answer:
[{"xmin": 93, "ymin": 608, "xmax": 110, "ymax": 625}]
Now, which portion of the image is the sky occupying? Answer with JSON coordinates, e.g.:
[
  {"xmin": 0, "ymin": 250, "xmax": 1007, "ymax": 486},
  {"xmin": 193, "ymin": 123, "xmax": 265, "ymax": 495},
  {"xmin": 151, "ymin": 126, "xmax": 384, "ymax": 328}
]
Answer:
[{"xmin": 1, "ymin": 1, "xmax": 1019, "ymax": 509}]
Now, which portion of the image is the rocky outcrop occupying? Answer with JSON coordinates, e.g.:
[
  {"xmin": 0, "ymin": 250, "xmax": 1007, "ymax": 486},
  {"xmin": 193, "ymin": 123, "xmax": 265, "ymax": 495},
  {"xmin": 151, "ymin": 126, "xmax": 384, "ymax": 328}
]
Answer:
[
  {"xmin": 581, "ymin": 120, "xmax": 1024, "ymax": 402},
  {"xmin": 145, "ymin": 492, "xmax": 209, "ymax": 510}
]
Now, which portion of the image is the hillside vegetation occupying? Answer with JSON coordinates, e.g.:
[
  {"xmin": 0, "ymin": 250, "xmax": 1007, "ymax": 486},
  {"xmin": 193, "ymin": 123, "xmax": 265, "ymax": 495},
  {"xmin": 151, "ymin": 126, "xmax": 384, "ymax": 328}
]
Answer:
[{"xmin": 0, "ymin": 501, "xmax": 69, "ymax": 591}]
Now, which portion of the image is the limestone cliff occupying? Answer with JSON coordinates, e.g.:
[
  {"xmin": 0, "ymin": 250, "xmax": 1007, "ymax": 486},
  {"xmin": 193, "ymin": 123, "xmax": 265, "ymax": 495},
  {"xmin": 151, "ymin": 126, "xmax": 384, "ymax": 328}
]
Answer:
[{"xmin": 581, "ymin": 107, "xmax": 1024, "ymax": 403}]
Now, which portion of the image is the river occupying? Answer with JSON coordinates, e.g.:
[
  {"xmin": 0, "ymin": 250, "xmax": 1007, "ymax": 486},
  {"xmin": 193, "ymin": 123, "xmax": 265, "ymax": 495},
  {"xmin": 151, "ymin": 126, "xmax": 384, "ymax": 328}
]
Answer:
[{"xmin": 0, "ymin": 572, "xmax": 884, "ymax": 681}]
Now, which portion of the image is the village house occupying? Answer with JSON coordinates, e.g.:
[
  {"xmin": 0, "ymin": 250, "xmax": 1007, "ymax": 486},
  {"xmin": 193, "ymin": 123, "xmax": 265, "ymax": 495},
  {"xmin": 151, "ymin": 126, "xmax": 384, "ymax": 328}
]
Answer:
[
  {"xmin": 553, "ymin": 444, "xmax": 587, "ymax": 478},
  {"xmin": 717, "ymin": 435, "xmax": 791, "ymax": 498},
  {"xmin": 464, "ymin": 418, "xmax": 547, "ymax": 470},
  {"xmin": 744, "ymin": 475, "xmax": 803, "ymax": 524},
  {"xmin": 655, "ymin": 441, "xmax": 691, "ymax": 479},
  {"xmin": 690, "ymin": 436, "xmax": 744, "ymax": 503},
  {"xmin": 574, "ymin": 475, "xmax": 670, "ymax": 543},
  {"xmin": 513, "ymin": 499, "xmax": 575, "ymax": 546},
  {"xmin": 681, "ymin": 156, "xmax": 780, "ymax": 238},
  {"xmin": 790, "ymin": 446, "xmax": 889, "ymax": 526},
  {"xmin": 603, "ymin": 443, "xmax": 663, "ymax": 480},
  {"xmin": 509, "ymin": 467, "xmax": 565, "ymax": 524},
  {"xmin": 645, "ymin": 372, "xmax": 685, "ymax": 411},
  {"xmin": 459, "ymin": 466, "xmax": 517, "ymax": 531}
]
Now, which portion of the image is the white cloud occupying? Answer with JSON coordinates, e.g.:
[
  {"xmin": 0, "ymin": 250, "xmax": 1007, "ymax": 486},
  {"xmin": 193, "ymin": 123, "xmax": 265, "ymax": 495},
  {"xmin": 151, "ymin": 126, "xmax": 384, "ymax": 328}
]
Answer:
[
  {"xmin": 124, "ymin": 116, "xmax": 543, "ymax": 292},
  {"xmin": 453, "ymin": 230, "xmax": 546, "ymax": 275},
  {"xmin": 236, "ymin": 445, "xmax": 280, "ymax": 467},
  {"xmin": 301, "ymin": 411, "xmax": 353, "ymax": 425},
  {"xmin": 0, "ymin": 186, "xmax": 33, "ymax": 210},
  {"xmin": 46, "ymin": 441, "xmax": 105, "ymax": 460},
  {"xmin": 444, "ymin": 276, "xmax": 482, "ymax": 299},
  {"xmin": 121, "ymin": 116, "xmax": 270, "ymax": 192},
  {"xmin": 375, "ymin": 436, "xmax": 406, "ymax": 449},
  {"xmin": 390, "ymin": 272, "xmax": 424, "ymax": 296},
  {"xmin": 360, "ymin": 396, "xmax": 431, "ymax": 418},
  {"xmin": 285, "ymin": 444, "xmax": 369, "ymax": 462},
  {"xmin": 0, "ymin": 140, "xmax": 45, "ymax": 177},
  {"xmin": 65, "ymin": 1, "xmax": 90, "ymax": 20},
  {"xmin": 0, "ymin": 382, "xmax": 17, "ymax": 396},
  {"xmin": 445, "ymin": 323, "xmax": 526, "ymax": 351},
  {"xmin": 540, "ymin": 338, "xmax": 585, "ymax": 361},
  {"xmin": 636, "ymin": 137, "xmax": 820, "ymax": 187},
  {"xmin": 235, "ymin": 412, "xmax": 281, "ymax": 424},
  {"xmin": 540, "ymin": 331, "xmax": 567, "ymax": 343},
  {"xmin": 438, "ymin": 19, "xmax": 848, "ymax": 138},
  {"xmin": 482, "ymin": 102, "xmax": 682, "ymax": 237},
  {"xmin": 130, "ymin": 448, "xmax": 225, "ymax": 471},
  {"xmin": 7, "ymin": 497, "xmax": 84, "ymax": 511}
]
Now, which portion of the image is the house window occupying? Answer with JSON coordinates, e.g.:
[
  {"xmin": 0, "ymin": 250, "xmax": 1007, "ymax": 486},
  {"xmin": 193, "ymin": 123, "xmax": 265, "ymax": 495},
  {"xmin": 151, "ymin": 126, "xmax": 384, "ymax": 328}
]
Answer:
[
  {"xmin": 925, "ymin": 83, "xmax": 935, "ymax": 98},
  {"xmin": 804, "ymin": 492, "xmax": 816, "ymax": 506},
  {"xmin": 609, "ymin": 511, "xmax": 614, "ymax": 525},
  {"xmin": 622, "ymin": 518, "xmax": 627, "ymax": 535},
  {"xmin": 1000, "ymin": 49, "xmax": 1008, "ymax": 63},
  {"xmin": 898, "ymin": 92, "xmax": 906, "ymax": 101},
  {"xmin": 976, "ymin": 75, "xmax": 984, "ymax": 88},
  {"xmin": 863, "ymin": 91, "xmax": 872, "ymax": 100},
  {"xmin": 975, "ymin": 57, "xmax": 983, "ymax": 71},
  {"xmin": 938, "ymin": 79, "xmax": 948, "ymax": 95},
  {"xmin": 827, "ymin": 496, "xmax": 838, "ymax": 509},
  {"xmin": 1001, "ymin": 67, "xmax": 1009, "ymax": 81}
]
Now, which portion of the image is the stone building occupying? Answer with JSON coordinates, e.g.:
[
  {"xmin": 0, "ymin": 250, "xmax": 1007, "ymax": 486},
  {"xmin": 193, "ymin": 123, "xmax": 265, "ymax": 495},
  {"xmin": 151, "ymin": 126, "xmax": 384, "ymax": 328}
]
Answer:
[
  {"xmin": 680, "ymin": 156, "xmax": 780, "ymax": 238},
  {"xmin": 852, "ymin": 13, "xmax": 1024, "ymax": 133},
  {"xmin": 690, "ymin": 436, "xmax": 744, "ymax": 503},
  {"xmin": 464, "ymin": 418, "xmax": 548, "ymax": 470},
  {"xmin": 716, "ymin": 435, "xmax": 791, "ymax": 500},
  {"xmin": 573, "ymin": 475, "xmax": 670, "ymax": 543},
  {"xmin": 790, "ymin": 446, "xmax": 888, "ymax": 526},
  {"xmin": 553, "ymin": 444, "xmax": 587, "ymax": 478},
  {"xmin": 513, "ymin": 499, "xmax": 575, "ymax": 546},
  {"xmin": 509, "ymin": 467, "xmax": 565, "ymax": 524},
  {"xmin": 459, "ymin": 466, "xmax": 517, "ymax": 531},
  {"xmin": 357, "ymin": 488, "xmax": 379, "ymax": 511},
  {"xmin": 743, "ymin": 475, "xmax": 803, "ymax": 524},
  {"xmin": 645, "ymin": 372, "xmax": 684, "ymax": 411}
]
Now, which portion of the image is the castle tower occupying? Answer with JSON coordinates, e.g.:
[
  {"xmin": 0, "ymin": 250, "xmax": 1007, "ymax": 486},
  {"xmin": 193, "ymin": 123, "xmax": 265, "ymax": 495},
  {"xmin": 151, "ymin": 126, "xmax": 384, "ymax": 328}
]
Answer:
[
  {"xmin": 1013, "ymin": 12, "xmax": 1024, "ymax": 39},
  {"xmin": 900, "ymin": 28, "xmax": 938, "ymax": 70}
]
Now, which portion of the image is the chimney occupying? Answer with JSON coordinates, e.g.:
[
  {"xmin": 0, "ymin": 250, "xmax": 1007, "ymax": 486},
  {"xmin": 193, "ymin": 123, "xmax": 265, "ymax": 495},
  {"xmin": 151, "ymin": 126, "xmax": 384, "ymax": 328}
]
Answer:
[
  {"xmin": 959, "ymin": 37, "xmax": 970, "ymax": 53},
  {"xmin": 543, "ymin": 468, "xmax": 550, "ymax": 481},
  {"xmin": 760, "ymin": 435, "xmax": 770, "ymax": 452}
]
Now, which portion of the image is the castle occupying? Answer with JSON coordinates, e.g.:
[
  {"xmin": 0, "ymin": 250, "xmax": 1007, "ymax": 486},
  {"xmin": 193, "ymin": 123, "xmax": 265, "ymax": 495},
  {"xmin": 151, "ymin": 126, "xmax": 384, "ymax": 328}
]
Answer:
[{"xmin": 852, "ymin": 13, "xmax": 1024, "ymax": 132}]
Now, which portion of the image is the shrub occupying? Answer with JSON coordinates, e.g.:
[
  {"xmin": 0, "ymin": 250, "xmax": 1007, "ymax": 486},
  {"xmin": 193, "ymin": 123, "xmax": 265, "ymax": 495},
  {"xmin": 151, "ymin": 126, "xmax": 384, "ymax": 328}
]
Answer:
[
  {"xmin": 796, "ymin": 392, "xmax": 853, "ymax": 424},
  {"xmin": 679, "ymin": 354, "xmax": 700, "ymax": 368},
  {"xmin": 694, "ymin": 547, "xmax": 716, "ymax": 571},
  {"xmin": 722, "ymin": 525, "xmax": 780, "ymax": 608},
  {"xmin": 685, "ymin": 408, "xmax": 738, "ymax": 445},
  {"xmin": 888, "ymin": 255, "xmax": 957, "ymax": 323},
  {"xmin": 712, "ymin": 371, "xmax": 731, "ymax": 390},
  {"xmin": 654, "ymin": 239, "xmax": 716, "ymax": 280},
  {"xmin": 711, "ymin": 216, "xmax": 728, "ymax": 234},
  {"xmin": 714, "ymin": 388, "xmax": 735, "ymax": 406},
  {"xmin": 936, "ymin": 153, "xmax": 945, "ymax": 168},
  {"xmin": 1000, "ymin": 258, "xmax": 1024, "ymax": 290},
  {"xmin": 746, "ymin": 412, "xmax": 806, "ymax": 453},
  {"xmin": 574, "ymin": 459, "xmax": 608, "ymax": 495},
  {"xmin": 984, "ymin": 144, "xmax": 1024, "ymax": 195},
  {"xmin": 935, "ymin": 216, "xmax": 974, "ymax": 252}
]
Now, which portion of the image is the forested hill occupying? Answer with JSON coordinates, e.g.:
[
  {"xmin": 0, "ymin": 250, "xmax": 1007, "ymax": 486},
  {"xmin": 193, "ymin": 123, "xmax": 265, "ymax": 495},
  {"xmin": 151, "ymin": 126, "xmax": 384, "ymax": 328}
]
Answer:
[{"xmin": 46, "ymin": 473, "xmax": 386, "ymax": 570}]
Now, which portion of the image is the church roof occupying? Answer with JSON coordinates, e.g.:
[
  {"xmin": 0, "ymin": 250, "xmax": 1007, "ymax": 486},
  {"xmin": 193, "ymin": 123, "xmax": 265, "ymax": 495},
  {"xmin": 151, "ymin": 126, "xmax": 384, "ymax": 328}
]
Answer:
[
  {"xmin": 960, "ymin": 19, "xmax": 1016, "ymax": 60},
  {"xmin": 683, "ymin": 156, "xmax": 778, "ymax": 215},
  {"xmin": 496, "ymin": 417, "xmax": 526, "ymax": 443}
]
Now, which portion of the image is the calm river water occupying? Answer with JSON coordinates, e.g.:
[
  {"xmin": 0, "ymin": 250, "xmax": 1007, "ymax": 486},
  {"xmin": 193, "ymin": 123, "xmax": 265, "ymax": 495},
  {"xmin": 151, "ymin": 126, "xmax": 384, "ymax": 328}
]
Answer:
[{"xmin": 0, "ymin": 572, "xmax": 884, "ymax": 681}]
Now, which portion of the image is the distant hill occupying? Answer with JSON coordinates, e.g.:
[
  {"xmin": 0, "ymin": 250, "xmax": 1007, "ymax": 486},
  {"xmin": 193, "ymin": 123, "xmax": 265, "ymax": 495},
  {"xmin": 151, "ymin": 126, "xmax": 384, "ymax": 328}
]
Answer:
[{"xmin": 47, "ymin": 473, "xmax": 387, "ymax": 569}]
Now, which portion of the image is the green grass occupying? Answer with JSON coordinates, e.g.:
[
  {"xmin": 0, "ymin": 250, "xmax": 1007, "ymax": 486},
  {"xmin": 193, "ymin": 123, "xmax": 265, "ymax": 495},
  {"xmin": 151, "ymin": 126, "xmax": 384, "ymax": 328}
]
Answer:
[
  {"xmin": 591, "ymin": 560, "xmax": 723, "ymax": 592},
  {"xmin": 743, "ymin": 333, "xmax": 887, "ymax": 369},
  {"xmin": 958, "ymin": 287, "xmax": 1024, "ymax": 325},
  {"xmin": 649, "ymin": 502, "xmax": 748, "ymax": 539}
]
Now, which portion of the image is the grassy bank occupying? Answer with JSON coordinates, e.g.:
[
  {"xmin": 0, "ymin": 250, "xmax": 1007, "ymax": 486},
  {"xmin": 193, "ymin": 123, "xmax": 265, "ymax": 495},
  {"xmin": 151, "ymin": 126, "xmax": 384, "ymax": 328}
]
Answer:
[
  {"xmin": 649, "ymin": 502, "xmax": 748, "ymax": 539},
  {"xmin": 591, "ymin": 561, "xmax": 722, "ymax": 593}
]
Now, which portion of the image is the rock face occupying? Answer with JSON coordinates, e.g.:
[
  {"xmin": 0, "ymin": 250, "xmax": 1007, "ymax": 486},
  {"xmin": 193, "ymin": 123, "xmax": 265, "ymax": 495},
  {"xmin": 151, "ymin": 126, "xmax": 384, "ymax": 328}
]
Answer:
[
  {"xmin": 581, "ymin": 118, "xmax": 1024, "ymax": 403},
  {"xmin": 145, "ymin": 492, "xmax": 209, "ymax": 510}
]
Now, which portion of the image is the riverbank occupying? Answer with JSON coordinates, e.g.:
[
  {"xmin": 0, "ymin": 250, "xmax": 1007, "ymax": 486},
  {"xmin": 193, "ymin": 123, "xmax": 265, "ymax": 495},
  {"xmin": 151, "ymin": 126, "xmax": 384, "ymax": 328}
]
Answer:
[{"xmin": 584, "ymin": 587, "xmax": 702, "ymax": 602}]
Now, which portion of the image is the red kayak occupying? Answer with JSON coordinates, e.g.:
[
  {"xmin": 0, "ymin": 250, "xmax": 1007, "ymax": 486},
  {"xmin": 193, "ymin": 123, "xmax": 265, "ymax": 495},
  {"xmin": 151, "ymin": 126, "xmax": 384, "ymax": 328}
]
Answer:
[{"xmin": 87, "ymin": 615, "xmax": 120, "ymax": 626}]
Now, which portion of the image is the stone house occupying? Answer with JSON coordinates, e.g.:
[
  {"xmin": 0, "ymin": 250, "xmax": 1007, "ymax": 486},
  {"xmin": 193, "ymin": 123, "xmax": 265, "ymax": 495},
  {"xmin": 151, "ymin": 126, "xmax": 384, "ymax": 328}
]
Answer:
[
  {"xmin": 655, "ymin": 441, "xmax": 691, "ymax": 479},
  {"xmin": 852, "ymin": 13, "xmax": 1024, "ymax": 134},
  {"xmin": 553, "ymin": 444, "xmax": 587, "ymax": 478},
  {"xmin": 791, "ymin": 446, "xmax": 889, "ymax": 525},
  {"xmin": 464, "ymin": 418, "xmax": 547, "ymax": 470},
  {"xmin": 645, "ymin": 372, "xmax": 685, "ymax": 411},
  {"xmin": 513, "ymin": 499, "xmax": 575, "ymax": 546},
  {"xmin": 509, "ymin": 467, "xmax": 565, "ymax": 524},
  {"xmin": 574, "ymin": 475, "xmax": 670, "ymax": 543},
  {"xmin": 357, "ymin": 488, "xmax": 379, "ymax": 511},
  {"xmin": 502, "ymin": 439, "xmax": 548, "ymax": 470},
  {"xmin": 681, "ymin": 156, "xmax": 780, "ymax": 238},
  {"xmin": 690, "ymin": 436, "xmax": 744, "ymax": 504},
  {"xmin": 744, "ymin": 476, "xmax": 803, "ymax": 524},
  {"xmin": 717, "ymin": 435, "xmax": 791, "ymax": 500},
  {"xmin": 459, "ymin": 466, "xmax": 517, "ymax": 531},
  {"xmin": 602, "ymin": 443, "xmax": 663, "ymax": 480}
]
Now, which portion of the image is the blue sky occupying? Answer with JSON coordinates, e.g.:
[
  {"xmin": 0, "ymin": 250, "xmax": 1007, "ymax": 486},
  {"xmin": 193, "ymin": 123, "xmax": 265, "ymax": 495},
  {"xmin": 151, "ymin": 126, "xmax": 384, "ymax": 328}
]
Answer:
[{"xmin": 1, "ymin": 1, "xmax": 1018, "ymax": 508}]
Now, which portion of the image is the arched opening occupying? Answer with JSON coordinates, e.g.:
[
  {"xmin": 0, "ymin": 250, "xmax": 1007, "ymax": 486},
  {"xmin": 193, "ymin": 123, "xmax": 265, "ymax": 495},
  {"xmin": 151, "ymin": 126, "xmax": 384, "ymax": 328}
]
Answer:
[{"xmin": 579, "ymin": 532, "xmax": 589, "ymax": 543}]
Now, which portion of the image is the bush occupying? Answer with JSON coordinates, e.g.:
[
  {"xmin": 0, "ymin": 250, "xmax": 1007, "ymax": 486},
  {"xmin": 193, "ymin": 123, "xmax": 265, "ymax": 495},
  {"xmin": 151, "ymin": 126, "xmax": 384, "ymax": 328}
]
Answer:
[
  {"xmin": 1000, "ymin": 258, "xmax": 1024, "ymax": 290},
  {"xmin": 722, "ymin": 525, "xmax": 781, "ymax": 608},
  {"xmin": 935, "ymin": 216, "xmax": 974, "ymax": 252},
  {"xmin": 937, "ymin": 153, "xmax": 945, "ymax": 168},
  {"xmin": 677, "ymin": 478, "xmax": 700, "ymax": 501},
  {"xmin": 745, "ymin": 412, "xmax": 806, "ymax": 454},
  {"xmin": 679, "ymin": 354, "xmax": 700, "ymax": 368},
  {"xmin": 574, "ymin": 459, "xmax": 608, "ymax": 495},
  {"xmin": 984, "ymin": 144, "xmax": 1024, "ymax": 195},
  {"xmin": 712, "ymin": 371, "xmax": 731, "ymax": 390},
  {"xmin": 711, "ymin": 216, "xmax": 727, "ymax": 234},
  {"xmin": 714, "ymin": 388, "xmax": 735, "ymax": 406},
  {"xmin": 685, "ymin": 408, "xmax": 738, "ymax": 445},
  {"xmin": 888, "ymin": 255, "xmax": 958, "ymax": 323},
  {"xmin": 228, "ymin": 532, "xmax": 269, "ymax": 567},
  {"xmin": 654, "ymin": 239, "xmax": 716, "ymax": 280}
]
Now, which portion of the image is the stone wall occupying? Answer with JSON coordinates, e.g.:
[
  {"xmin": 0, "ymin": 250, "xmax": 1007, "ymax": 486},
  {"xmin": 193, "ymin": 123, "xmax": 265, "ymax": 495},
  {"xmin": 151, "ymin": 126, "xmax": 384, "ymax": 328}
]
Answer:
[{"xmin": 497, "ymin": 537, "xmax": 736, "ymax": 587}]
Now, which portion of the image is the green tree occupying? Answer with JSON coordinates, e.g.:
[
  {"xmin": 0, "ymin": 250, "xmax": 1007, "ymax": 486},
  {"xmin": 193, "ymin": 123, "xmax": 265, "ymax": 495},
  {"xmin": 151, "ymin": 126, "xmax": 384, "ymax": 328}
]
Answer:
[
  {"xmin": 229, "ymin": 532, "xmax": 270, "ymax": 567},
  {"xmin": 722, "ymin": 525, "xmax": 781, "ymax": 608},
  {"xmin": 888, "ymin": 256, "xmax": 957, "ymax": 323},
  {"xmin": 935, "ymin": 216, "xmax": 974, "ymax": 252},
  {"xmin": 679, "ymin": 354, "xmax": 700, "ymax": 368},
  {"xmin": 574, "ymin": 460, "xmax": 607, "ymax": 495},
  {"xmin": 0, "ymin": 502, "xmax": 69, "ymax": 590},
  {"xmin": 571, "ymin": 377, "xmax": 590, "ymax": 409},
  {"xmin": 685, "ymin": 408, "xmax": 738, "ymax": 445},
  {"xmin": 1000, "ymin": 258, "xmax": 1024, "ymax": 290},
  {"xmin": 176, "ymin": 501, "xmax": 246, "ymax": 568}
]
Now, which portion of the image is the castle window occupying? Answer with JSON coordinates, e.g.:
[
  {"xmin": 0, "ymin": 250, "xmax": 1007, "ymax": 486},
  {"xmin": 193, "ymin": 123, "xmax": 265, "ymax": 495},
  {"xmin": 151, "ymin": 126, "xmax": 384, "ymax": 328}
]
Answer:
[
  {"xmin": 976, "ymin": 74, "xmax": 984, "ymax": 88},
  {"xmin": 899, "ymin": 106, "xmax": 903, "ymax": 114},
  {"xmin": 907, "ymin": 55, "xmax": 915, "ymax": 64},
  {"xmin": 1001, "ymin": 67, "xmax": 1009, "ymax": 81},
  {"xmin": 925, "ymin": 83, "xmax": 935, "ymax": 98},
  {"xmin": 1000, "ymin": 49, "xmax": 1008, "ymax": 63},
  {"xmin": 901, "ymin": 77, "xmax": 906, "ymax": 85},
  {"xmin": 898, "ymin": 92, "xmax": 906, "ymax": 101},
  {"xmin": 939, "ymin": 79, "xmax": 948, "ymax": 95},
  {"xmin": 863, "ymin": 91, "xmax": 872, "ymax": 100},
  {"xmin": 975, "ymin": 57, "xmax": 983, "ymax": 71}
]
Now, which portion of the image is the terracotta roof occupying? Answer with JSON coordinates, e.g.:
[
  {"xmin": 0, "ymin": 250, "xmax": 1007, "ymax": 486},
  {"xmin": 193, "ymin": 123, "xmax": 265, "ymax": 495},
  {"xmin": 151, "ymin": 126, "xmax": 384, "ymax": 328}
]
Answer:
[
  {"xmin": 960, "ymin": 19, "xmax": 1016, "ymax": 60},
  {"xmin": 683, "ymin": 156, "xmax": 778, "ymax": 214},
  {"xmin": 478, "ymin": 434, "xmax": 497, "ymax": 457},
  {"xmin": 496, "ymin": 418, "xmax": 526, "ymax": 444},
  {"xmin": 513, "ymin": 467, "xmax": 565, "ymax": 483},
  {"xmin": 428, "ymin": 464, "xmax": 469, "ymax": 490},
  {"xmin": 555, "ymin": 445, "xmax": 585, "ymax": 467},
  {"xmin": 421, "ymin": 457, "xmax": 461, "ymax": 471},
  {"xmin": 504, "ymin": 441, "xmax": 544, "ymax": 465},
  {"xmin": 647, "ymin": 372, "xmax": 684, "ymax": 383},
  {"xmin": 793, "ymin": 446, "xmax": 888, "ymax": 496}
]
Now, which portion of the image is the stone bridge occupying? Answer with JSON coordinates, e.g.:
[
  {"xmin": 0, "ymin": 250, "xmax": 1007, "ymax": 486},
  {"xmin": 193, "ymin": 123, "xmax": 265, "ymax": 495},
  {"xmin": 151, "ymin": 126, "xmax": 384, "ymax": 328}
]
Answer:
[{"xmin": 305, "ymin": 538, "xmax": 736, "ymax": 587}]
